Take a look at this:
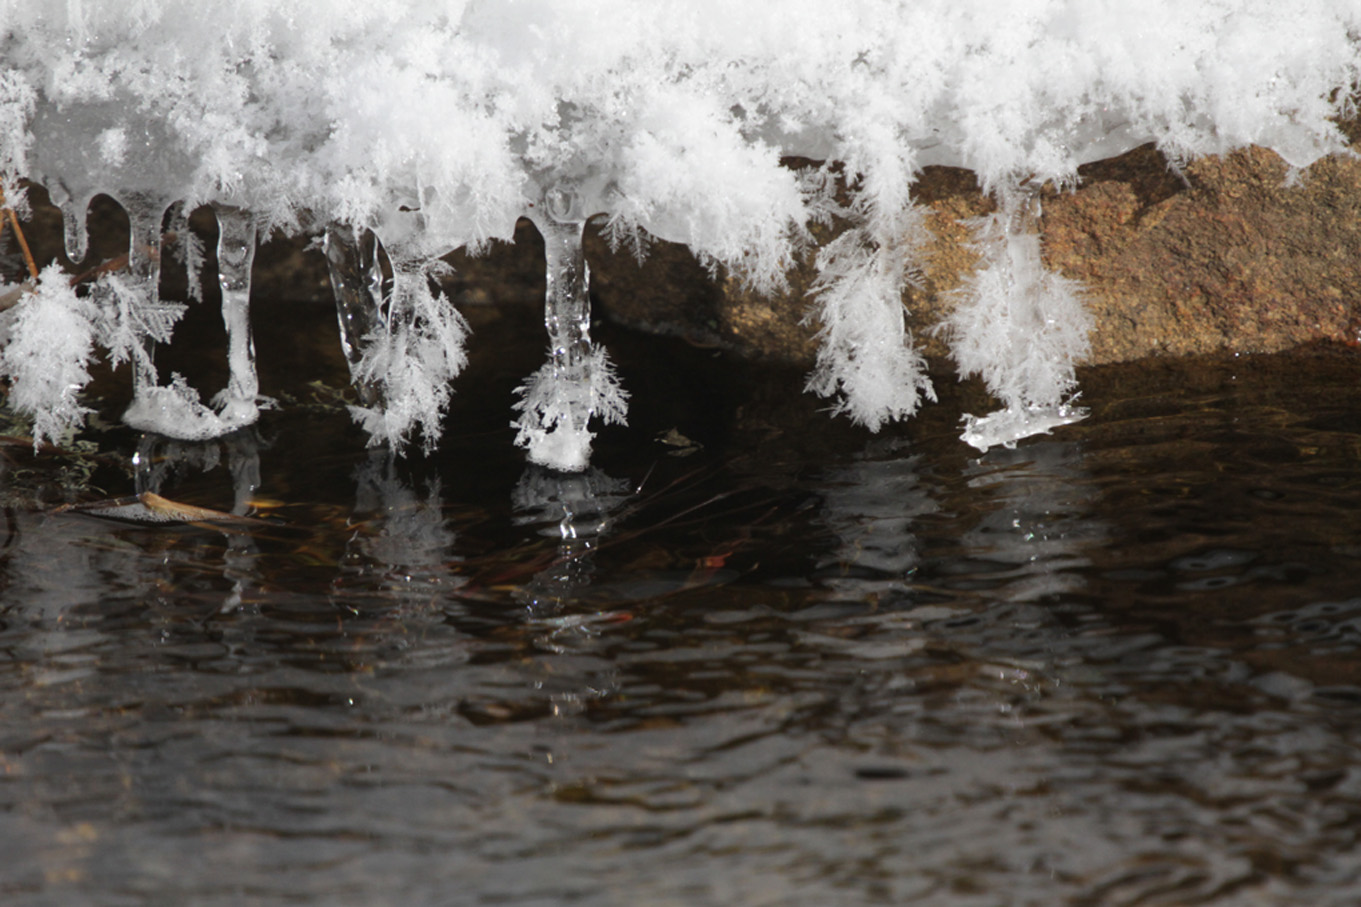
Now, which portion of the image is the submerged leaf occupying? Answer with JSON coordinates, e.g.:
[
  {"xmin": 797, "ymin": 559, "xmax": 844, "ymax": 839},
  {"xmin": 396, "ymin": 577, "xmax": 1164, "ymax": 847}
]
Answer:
[{"xmin": 62, "ymin": 491, "xmax": 269, "ymax": 527}]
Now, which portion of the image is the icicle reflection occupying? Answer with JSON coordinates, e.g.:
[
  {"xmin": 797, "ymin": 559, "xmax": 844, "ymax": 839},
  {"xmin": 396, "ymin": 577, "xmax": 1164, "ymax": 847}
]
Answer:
[
  {"xmin": 814, "ymin": 437, "xmax": 939, "ymax": 602},
  {"xmin": 133, "ymin": 430, "xmax": 259, "ymax": 514},
  {"xmin": 509, "ymin": 464, "xmax": 631, "ymax": 726},
  {"xmin": 511, "ymin": 465, "xmax": 631, "ymax": 627},
  {"xmin": 344, "ymin": 450, "xmax": 459, "ymax": 583},
  {"xmin": 132, "ymin": 429, "xmax": 264, "ymax": 613},
  {"xmin": 959, "ymin": 439, "xmax": 1106, "ymax": 604}
]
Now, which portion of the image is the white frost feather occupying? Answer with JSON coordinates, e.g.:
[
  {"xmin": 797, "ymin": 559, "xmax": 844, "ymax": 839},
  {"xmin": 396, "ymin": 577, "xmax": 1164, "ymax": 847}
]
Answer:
[
  {"xmin": 0, "ymin": 265, "xmax": 96, "ymax": 446},
  {"xmin": 940, "ymin": 190, "xmax": 1093, "ymax": 451},
  {"xmin": 805, "ymin": 228, "xmax": 935, "ymax": 430},
  {"xmin": 513, "ymin": 347, "xmax": 628, "ymax": 473},
  {"xmin": 347, "ymin": 268, "xmax": 470, "ymax": 455}
]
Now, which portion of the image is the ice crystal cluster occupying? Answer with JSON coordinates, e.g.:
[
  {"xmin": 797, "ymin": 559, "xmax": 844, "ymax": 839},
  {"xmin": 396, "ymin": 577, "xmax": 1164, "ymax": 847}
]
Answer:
[{"xmin": 0, "ymin": 1, "xmax": 1358, "ymax": 467}]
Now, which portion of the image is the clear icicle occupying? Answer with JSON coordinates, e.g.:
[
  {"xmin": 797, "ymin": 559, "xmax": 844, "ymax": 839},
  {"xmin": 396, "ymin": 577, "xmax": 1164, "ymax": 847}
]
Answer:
[
  {"xmin": 58, "ymin": 193, "xmax": 94, "ymax": 266},
  {"xmin": 166, "ymin": 203, "xmax": 206, "ymax": 305},
  {"xmin": 513, "ymin": 184, "xmax": 628, "ymax": 473},
  {"xmin": 323, "ymin": 223, "xmax": 385, "ymax": 406},
  {"xmin": 211, "ymin": 205, "xmax": 261, "ymax": 428},
  {"xmin": 939, "ymin": 181, "xmax": 1092, "ymax": 452},
  {"xmin": 324, "ymin": 223, "xmax": 468, "ymax": 454},
  {"xmin": 123, "ymin": 191, "xmax": 170, "ymax": 397},
  {"xmin": 119, "ymin": 194, "xmax": 235, "ymax": 440}
]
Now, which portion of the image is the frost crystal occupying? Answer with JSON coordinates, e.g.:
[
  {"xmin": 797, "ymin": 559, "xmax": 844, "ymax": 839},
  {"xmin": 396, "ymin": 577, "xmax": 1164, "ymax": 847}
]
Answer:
[
  {"xmin": 0, "ymin": 264, "xmax": 96, "ymax": 446},
  {"xmin": 344, "ymin": 260, "xmax": 470, "ymax": 455},
  {"xmin": 940, "ymin": 184, "xmax": 1094, "ymax": 451},
  {"xmin": 0, "ymin": 1, "xmax": 1357, "ymax": 461}
]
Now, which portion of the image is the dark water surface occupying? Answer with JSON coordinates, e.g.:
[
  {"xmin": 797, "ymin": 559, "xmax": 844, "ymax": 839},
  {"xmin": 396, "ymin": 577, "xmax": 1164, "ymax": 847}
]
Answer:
[{"xmin": 3, "ymin": 298, "xmax": 1361, "ymax": 905}]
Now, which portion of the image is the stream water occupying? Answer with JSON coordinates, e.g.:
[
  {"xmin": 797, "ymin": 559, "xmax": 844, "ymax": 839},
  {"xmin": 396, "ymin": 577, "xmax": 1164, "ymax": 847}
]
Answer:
[{"xmin": 3, "ymin": 288, "xmax": 1361, "ymax": 905}]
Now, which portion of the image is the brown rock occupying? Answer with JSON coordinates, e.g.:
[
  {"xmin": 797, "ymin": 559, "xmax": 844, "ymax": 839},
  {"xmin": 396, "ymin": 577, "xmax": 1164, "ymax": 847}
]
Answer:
[
  {"xmin": 586, "ymin": 132, "xmax": 1361, "ymax": 368},
  {"xmin": 1043, "ymin": 141, "xmax": 1361, "ymax": 363}
]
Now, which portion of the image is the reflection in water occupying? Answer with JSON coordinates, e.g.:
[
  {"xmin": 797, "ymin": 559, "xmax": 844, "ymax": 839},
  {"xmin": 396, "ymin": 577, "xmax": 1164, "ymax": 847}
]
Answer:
[
  {"xmin": 958, "ymin": 439, "xmax": 1105, "ymax": 604},
  {"xmin": 5, "ymin": 348, "xmax": 1361, "ymax": 904},
  {"xmin": 508, "ymin": 463, "xmax": 632, "ymax": 716},
  {"xmin": 134, "ymin": 430, "xmax": 264, "ymax": 613},
  {"xmin": 510, "ymin": 466, "xmax": 631, "ymax": 620},
  {"xmin": 814, "ymin": 437, "xmax": 938, "ymax": 602},
  {"xmin": 333, "ymin": 450, "xmax": 467, "ymax": 617},
  {"xmin": 346, "ymin": 450, "xmax": 458, "ymax": 575},
  {"xmin": 133, "ymin": 428, "xmax": 262, "ymax": 517}
]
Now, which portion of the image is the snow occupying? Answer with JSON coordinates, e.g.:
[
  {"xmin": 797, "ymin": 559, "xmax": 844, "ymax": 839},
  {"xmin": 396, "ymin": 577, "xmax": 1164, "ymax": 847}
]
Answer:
[{"xmin": 0, "ymin": 1, "xmax": 1357, "ymax": 463}]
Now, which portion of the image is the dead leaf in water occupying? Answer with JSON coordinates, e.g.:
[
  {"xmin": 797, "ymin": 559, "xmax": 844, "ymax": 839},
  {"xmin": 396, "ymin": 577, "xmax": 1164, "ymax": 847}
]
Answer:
[{"xmin": 59, "ymin": 491, "xmax": 272, "ymax": 529}]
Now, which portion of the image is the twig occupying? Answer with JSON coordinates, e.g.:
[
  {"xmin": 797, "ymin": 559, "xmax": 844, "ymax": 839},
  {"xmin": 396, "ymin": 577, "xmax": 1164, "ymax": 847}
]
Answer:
[
  {"xmin": 0, "ymin": 185, "xmax": 39, "ymax": 281},
  {"xmin": 70, "ymin": 253, "xmax": 129, "ymax": 286}
]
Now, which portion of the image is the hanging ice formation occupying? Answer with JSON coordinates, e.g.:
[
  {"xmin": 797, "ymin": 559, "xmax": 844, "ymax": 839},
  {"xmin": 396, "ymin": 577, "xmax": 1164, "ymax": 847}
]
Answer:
[
  {"xmin": 323, "ymin": 224, "xmax": 389, "ymax": 409},
  {"xmin": 211, "ymin": 206, "xmax": 262, "ymax": 428},
  {"xmin": 939, "ymin": 182, "xmax": 1093, "ymax": 451},
  {"xmin": 79, "ymin": 195, "xmax": 262, "ymax": 442},
  {"xmin": 11, "ymin": 96, "xmax": 266, "ymax": 442},
  {"xmin": 321, "ymin": 223, "xmax": 469, "ymax": 454},
  {"xmin": 117, "ymin": 198, "xmax": 266, "ymax": 440},
  {"xmin": 513, "ymin": 184, "xmax": 628, "ymax": 472},
  {"xmin": 0, "ymin": 1, "xmax": 1357, "ymax": 464}
]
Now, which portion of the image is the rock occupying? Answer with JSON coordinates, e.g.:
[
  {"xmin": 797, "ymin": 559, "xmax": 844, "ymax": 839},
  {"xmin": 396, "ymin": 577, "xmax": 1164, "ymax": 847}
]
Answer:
[
  {"xmin": 1043, "ymin": 140, "xmax": 1361, "ymax": 363},
  {"xmin": 587, "ymin": 129, "xmax": 1361, "ymax": 368}
]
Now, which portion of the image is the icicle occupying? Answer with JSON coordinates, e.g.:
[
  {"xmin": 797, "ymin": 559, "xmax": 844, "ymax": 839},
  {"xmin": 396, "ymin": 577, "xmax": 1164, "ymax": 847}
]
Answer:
[
  {"xmin": 57, "ymin": 193, "xmax": 94, "ymax": 266},
  {"xmin": 120, "ymin": 194, "xmax": 236, "ymax": 440},
  {"xmin": 211, "ymin": 205, "xmax": 261, "ymax": 429},
  {"xmin": 324, "ymin": 223, "xmax": 469, "ymax": 454},
  {"xmin": 513, "ymin": 183, "xmax": 628, "ymax": 472},
  {"xmin": 323, "ymin": 223, "xmax": 385, "ymax": 406},
  {"xmin": 121, "ymin": 191, "xmax": 172, "ymax": 398},
  {"xmin": 939, "ymin": 181, "xmax": 1092, "ymax": 452},
  {"xmin": 166, "ymin": 203, "xmax": 206, "ymax": 305}
]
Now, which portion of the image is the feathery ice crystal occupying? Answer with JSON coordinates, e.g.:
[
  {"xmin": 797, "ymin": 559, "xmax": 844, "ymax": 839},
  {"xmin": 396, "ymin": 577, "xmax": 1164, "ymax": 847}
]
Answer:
[{"xmin": 0, "ymin": 1, "xmax": 1357, "ymax": 467}]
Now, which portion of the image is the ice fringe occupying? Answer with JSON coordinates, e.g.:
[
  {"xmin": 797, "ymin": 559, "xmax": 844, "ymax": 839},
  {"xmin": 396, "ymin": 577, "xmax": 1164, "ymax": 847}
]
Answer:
[
  {"xmin": 939, "ymin": 183, "xmax": 1093, "ymax": 451},
  {"xmin": 804, "ymin": 152, "xmax": 937, "ymax": 430},
  {"xmin": 0, "ymin": 1, "xmax": 1357, "ymax": 463}
]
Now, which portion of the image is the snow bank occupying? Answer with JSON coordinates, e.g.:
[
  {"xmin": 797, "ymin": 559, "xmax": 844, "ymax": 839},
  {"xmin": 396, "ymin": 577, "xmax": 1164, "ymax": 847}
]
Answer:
[{"xmin": 0, "ymin": 1, "xmax": 1356, "ymax": 464}]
